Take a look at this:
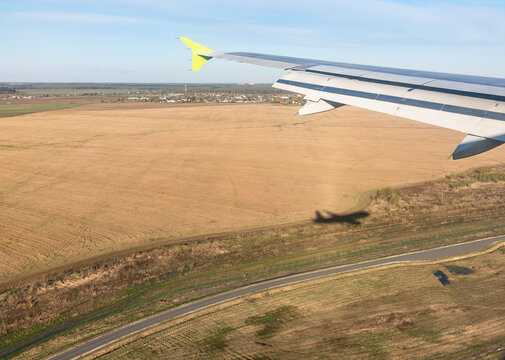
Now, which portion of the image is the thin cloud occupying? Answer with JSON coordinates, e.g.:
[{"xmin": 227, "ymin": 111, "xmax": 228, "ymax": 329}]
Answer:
[
  {"xmin": 7, "ymin": 11, "xmax": 155, "ymax": 25},
  {"xmin": 245, "ymin": 24, "xmax": 318, "ymax": 35}
]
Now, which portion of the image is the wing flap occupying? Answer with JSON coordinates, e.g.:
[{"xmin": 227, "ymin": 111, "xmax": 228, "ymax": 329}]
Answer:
[
  {"xmin": 452, "ymin": 135, "xmax": 504, "ymax": 159},
  {"xmin": 298, "ymin": 99, "xmax": 343, "ymax": 116}
]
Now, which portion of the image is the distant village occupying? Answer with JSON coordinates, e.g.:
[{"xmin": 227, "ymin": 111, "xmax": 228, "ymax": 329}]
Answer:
[
  {"xmin": 0, "ymin": 84, "xmax": 305, "ymax": 105},
  {"xmin": 125, "ymin": 92, "xmax": 304, "ymax": 105}
]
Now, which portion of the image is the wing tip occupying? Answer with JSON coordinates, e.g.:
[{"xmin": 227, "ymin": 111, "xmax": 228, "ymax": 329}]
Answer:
[{"xmin": 179, "ymin": 37, "xmax": 214, "ymax": 71}]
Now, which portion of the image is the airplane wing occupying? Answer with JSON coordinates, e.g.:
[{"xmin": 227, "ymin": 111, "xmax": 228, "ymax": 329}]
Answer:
[{"xmin": 179, "ymin": 37, "xmax": 505, "ymax": 159}]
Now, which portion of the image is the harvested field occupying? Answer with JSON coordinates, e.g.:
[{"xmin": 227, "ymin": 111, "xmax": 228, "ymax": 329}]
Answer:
[
  {"xmin": 87, "ymin": 246, "xmax": 505, "ymax": 360},
  {"xmin": 1, "ymin": 103, "xmax": 504, "ymax": 282}
]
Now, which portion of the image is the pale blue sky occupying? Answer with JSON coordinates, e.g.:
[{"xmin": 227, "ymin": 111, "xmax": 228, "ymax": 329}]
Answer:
[{"xmin": 2, "ymin": 0, "xmax": 505, "ymax": 83}]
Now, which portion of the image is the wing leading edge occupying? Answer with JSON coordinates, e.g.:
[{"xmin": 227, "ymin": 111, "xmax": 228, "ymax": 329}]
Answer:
[{"xmin": 179, "ymin": 37, "xmax": 505, "ymax": 159}]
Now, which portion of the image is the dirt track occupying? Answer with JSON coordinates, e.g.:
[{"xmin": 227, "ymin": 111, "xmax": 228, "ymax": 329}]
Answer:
[{"xmin": 1, "ymin": 103, "xmax": 504, "ymax": 282}]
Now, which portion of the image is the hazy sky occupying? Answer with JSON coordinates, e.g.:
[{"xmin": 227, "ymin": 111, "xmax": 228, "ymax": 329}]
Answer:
[{"xmin": 2, "ymin": 0, "xmax": 505, "ymax": 83}]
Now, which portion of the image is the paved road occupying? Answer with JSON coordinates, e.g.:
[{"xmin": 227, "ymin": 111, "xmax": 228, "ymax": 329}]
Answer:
[{"xmin": 50, "ymin": 235, "xmax": 504, "ymax": 360}]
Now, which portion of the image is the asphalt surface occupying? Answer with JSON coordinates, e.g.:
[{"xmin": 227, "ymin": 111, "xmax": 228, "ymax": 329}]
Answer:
[{"xmin": 50, "ymin": 235, "xmax": 504, "ymax": 360}]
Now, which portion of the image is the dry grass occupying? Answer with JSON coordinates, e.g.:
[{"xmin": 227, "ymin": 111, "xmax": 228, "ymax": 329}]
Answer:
[
  {"xmin": 1, "ymin": 103, "xmax": 504, "ymax": 283},
  {"xmin": 85, "ymin": 247, "xmax": 505, "ymax": 360}
]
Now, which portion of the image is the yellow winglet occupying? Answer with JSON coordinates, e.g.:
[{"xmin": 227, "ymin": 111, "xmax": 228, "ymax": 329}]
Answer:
[{"xmin": 179, "ymin": 37, "xmax": 214, "ymax": 71}]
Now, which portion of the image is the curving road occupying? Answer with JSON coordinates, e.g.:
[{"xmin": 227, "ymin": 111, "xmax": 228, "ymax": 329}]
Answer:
[{"xmin": 50, "ymin": 235, "xmax": 504, "ymax": 360}]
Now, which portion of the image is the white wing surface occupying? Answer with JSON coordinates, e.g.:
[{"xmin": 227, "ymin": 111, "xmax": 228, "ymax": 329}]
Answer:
[{"xmin": 180, "ymin": 37, "xmax": 505, "ymax": 159}]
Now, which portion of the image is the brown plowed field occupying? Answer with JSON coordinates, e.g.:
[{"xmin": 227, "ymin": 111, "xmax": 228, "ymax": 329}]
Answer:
[{"xmin": 1, "ymin": 103, "xmax": 504, "ymax": 282}]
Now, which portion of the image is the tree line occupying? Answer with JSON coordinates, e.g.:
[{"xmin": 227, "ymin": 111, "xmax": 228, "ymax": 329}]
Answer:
[{"xmin": 0, "ymin": 87, "xmax": 16, "ymax": 94}]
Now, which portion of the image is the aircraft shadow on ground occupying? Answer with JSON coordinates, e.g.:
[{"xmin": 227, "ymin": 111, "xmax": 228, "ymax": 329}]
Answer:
[{"xmin": 313, "ymin": 210, "xmax": 370, "ymax": 225}]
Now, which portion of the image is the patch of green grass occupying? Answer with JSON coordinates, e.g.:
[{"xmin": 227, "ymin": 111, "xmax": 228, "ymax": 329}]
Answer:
[
  {"xmin": 0, "ymin": 104, "xmax": 79, "ymax": 118},
  {"xmin": 355, "ymin": 331, "xmax": 391, "ymax": 359},
  {"xmin": 245, "ymin": 305, "xmax": 299, "ymax": 337},
  {"xmin": 474, "ymin": 170, "xmax": 505, "ymax": 183},
  {"xmin": 388, "ymin": 193, "xmax": 400, "ymax": 204},
  {"xmin": 376, "ymin": 187, "xmax": 393, "ymax": 199},
  {"xmin": 376, "ymin": 187, "xmax": 401, "ymax": 204},
  {"xmin": 445, "ymin": 265, "xmax": 473, "ymax": 275},
  {"xmin": 405, "ymin": 317, "xmax": 442, "ymax": 343},
  {"xmin": 201, "ymin": 326, "xmax": 234, "ymax": 351},
  {"xmin": 449, "ymin": 179, "xmax": 474, "ymax": 188}
]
